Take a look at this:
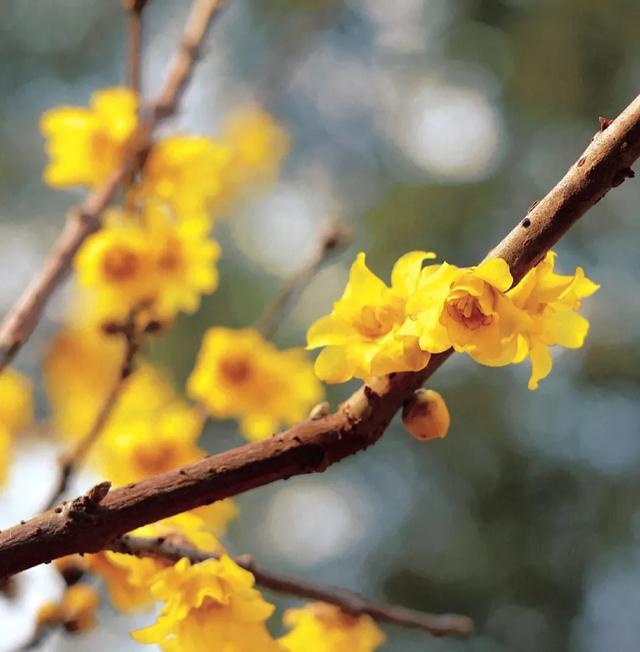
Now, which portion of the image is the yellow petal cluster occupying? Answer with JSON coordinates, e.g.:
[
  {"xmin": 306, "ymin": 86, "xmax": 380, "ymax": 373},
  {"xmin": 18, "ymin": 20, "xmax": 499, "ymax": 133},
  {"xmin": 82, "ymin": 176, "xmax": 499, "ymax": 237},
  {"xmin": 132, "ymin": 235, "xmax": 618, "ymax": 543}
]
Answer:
[
  {"xmin": 133, "ymin": 135, "xmax": 230, "ymax": 226},
  {"xmin": 132, "ymin": 555, "xmax": 282, "ymax": 651},
  {"xmin": 309, "ymin": 251, "xmax": 597, "ymax": 389},
  {"xmin": 88, "ymin": 513, "xmax": 223, "ymax": 614},
  {"xmin": 40, "ymin": 87, "xmax": 138, "ymax": 189},
  {"xmin": 188, "ymin": 327, "xmax": 323, "ymax": 441},
  {"xmin": 75, "ymin": 204, "xmax": 220, "ymax": 321},
  {"xmin": 508, "ymin": 251, "xmax": 600, "ymax": 389},
  {"xmin": 306, "ymin": 252, "xmax": 434, "ymax": 382},
  {"xmin": 279, "ymin": 602, "xmax": 385, "ymax": 652},
  {"xmin": 37, "ymin": 584, "xmax": 100, "ymax": 633},
  {"xmin": 0, "ymin": 368, "xmax": 33, "ymax": 484}
]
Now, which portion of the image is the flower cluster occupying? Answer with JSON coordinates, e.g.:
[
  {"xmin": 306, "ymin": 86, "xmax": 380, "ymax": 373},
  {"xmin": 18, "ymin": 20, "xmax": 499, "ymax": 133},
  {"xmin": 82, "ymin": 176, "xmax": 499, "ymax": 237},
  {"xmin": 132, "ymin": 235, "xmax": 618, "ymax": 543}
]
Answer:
[
  {"xmin": 0, "ymin": 368, "xmax": 32, "ymax": 484},
  {"xmin": 41, "ymin": 88, "xmax": 288, "ymax": 325},
  {"xmin": 280, "ymin": 603, "xmax": 385, "ymax": 652},
  {"xmin": 308, "ymin": 251, "xmax": 598, "ymax": 389},
  {"xmin": 188, "ymin": 327, "xmax": 324, "ymax": 441}
]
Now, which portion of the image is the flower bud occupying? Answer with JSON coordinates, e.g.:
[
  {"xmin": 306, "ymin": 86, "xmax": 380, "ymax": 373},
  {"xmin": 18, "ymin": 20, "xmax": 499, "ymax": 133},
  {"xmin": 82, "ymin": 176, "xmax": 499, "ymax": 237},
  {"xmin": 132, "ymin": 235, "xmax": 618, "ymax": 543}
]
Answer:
[{"xmin": 402, "ymin": 389, "xmax": 450, "ymax": 441}]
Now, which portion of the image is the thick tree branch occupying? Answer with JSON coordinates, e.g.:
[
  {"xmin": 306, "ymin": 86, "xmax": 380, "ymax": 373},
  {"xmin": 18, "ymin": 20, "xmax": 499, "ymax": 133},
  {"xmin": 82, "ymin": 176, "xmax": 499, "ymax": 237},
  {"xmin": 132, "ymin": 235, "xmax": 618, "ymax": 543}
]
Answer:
[
  {"xmin": 1, "ymin": 94, "xmax": 639, "ymax": 578},
  {"xmin": 0, "ymin": 0, "xmax": 226, "ymax": 372},
  {"xmin": 109, "ymin": 535, "xmax": 473, "ymax": 638}
]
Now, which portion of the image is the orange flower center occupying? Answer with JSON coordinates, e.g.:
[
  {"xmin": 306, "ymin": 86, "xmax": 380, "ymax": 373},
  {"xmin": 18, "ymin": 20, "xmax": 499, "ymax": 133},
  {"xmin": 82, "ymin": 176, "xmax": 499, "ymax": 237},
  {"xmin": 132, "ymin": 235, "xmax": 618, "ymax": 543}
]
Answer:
[
  {"xmin": 355, "ymin": 305, "xmax": 397, "ymax": 339},
  {"xmin": 102, "ymin": 246, "xmax": 139, "ymax": 281},
  {"xmin": 157, "ymin": 238, "xmax": 183, "ymax": 272},
  {"xmin": 133, "ymin": 441, "xmax": 178, "ymax": 476},
  {"xmin": 219, "ymin": 357, "xmax": 253, "ymax": 385},
  {"xmin": 446, "ymin": 294, "xmax": 493, "ymax": 330}
]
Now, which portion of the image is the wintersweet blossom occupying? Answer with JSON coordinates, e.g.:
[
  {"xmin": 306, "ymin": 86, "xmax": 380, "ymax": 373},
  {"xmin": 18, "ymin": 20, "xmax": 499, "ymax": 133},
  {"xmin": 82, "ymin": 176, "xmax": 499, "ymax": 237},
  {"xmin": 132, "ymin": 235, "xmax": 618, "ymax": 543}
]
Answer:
[
  {"xmin": 88, "ymin": 513, "xmax": 223, "ymax": 614},
  {"xmin": 99, "ymin": 401, "xmax": 204, "ymax": 486},
  {"xmin": 132, "ymin": 555, "xmax": 282, "ymax": 651},
  {"xmin": 188, "ymin": 327, "xmax": 323, "ymax": 441},
  {"xmin": 40, "ymin": 87, "xmax": 137, "ymax": 188},
  {"xmin": 0, "ymin": 368, "xmax": 33, "ymax": 484},
  {"xmin": 219, "ymin": 105, "xmax": 289, "ymax": 201},
  {"xmin": 279, "ymin": 603, "xmax": 385, "ymax": 652},
  {"xmin": 508, "ymin": 251, "xmax": 599, "ymax": 389},
  {"xmin": 307, "ymin": 251, "xmax": 435, "ymax": 383},
  {"xmin": 37, "ymin": 584, "xmax": 100, "ymax": 633},
  {"xmin": 134, "ymin": 135, "xmax": 230, "ymax": 225},
  {"xmin": 405, "ymin": 258, "xmax": 530, "ymax": 366}
]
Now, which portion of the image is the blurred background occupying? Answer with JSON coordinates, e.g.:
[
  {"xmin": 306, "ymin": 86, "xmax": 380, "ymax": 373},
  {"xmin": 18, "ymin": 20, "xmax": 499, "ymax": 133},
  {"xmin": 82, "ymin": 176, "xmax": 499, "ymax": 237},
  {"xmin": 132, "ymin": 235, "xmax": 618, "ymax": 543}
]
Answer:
[{"xmin": 1, "ymin": 0, "xmax": 640, "ymax": 650}]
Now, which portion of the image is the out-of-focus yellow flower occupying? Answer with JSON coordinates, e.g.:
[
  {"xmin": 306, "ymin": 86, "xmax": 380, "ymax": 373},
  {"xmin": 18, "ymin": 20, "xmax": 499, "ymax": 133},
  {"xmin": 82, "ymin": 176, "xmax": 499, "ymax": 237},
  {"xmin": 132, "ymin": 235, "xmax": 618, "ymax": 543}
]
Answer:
[
  {"xmin": 405, "ymin": 258, "xmax": 529, "ymax": 367},
  {"xmin": 0, "ymin": 426, "xmax": 11, "ymax": 486},
  {"xmin": 187, "ymin": 327, "xmax": 323, "ymax": 442},
  {"xmin": 100, "ymin": 400, "xmax": 204, "ymax": 486},
  {"xmin": 37, "ymin": 584, "xmax": 100, "ymax": 633},
  {"xmin": 132, "ymin": 555, "xmax": 282, "ymax": 652},
  {"xmin": 219, "ymin": 105, "xmax": 289, "ymax": 201},
  {"xmin": 134, "ymin": 136, "xmax": 230, "ymax": 226},
  {"xmin": 0, "ymin": 368, "xmax": 33, "ymax": 434},
  {"xmin": 40, "ymin": 87, "xmax": 137, "ymax": 188},
  {"xmin": 45, "ymin": 323, "xmax": 173, "ymax": 441},
  {"xmin": 145, "ymin": 203, "xmax": 220, "ymax": 316},
  {"xmin": 508, "ymin": 251, "xmax": 599, "ymax": 389},
  {"xmin": 88, "ymin": 513, "xmax": 221, "ymax": 614},
  {"xmin": 402, "ymin": 388, "xmax": 450, "ymax": 441},
  {"xmin": 279, "ymin": 603, "xmax": 385, "ymax": 652},
  {"xmin": 74, "ymin": 206, "xmax": 219, "ymax": 321},
  {"xmin": 0, "ymin": 368, "xmax": 33, "ymax": 484},
  {"xmin": 307, "ymin": 252, "xmax": 434, "ymax": 383},
  {"xmin": 190, "ymin": 500, "xmax": 239, "ymax": 535}
]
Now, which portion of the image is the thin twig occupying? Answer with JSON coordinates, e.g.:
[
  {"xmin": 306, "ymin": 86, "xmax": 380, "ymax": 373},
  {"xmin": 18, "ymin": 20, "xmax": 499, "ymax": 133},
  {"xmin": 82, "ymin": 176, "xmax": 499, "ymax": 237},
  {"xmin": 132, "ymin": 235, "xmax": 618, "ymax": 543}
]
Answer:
[
  {"xmin": 42, "ymin": 317, "xmax": 140, "ymax": 511},
  {"xmin": 124, "ymin": 0, "xmax": 148, "ymax": 96},
  {"xmin": 254, "ymin": 220, "xmax": 352, "ymax": 339},
  {"xmin": 109, "ymin": 535, "xmax": 473, "ymax": 638},
  {"xmin": 0, "ymin": 94, "xmax": 639, "ymax": 578},
  {"xmin": 0, "ymin": 0, "xmax": 226, "ymax": 372}
]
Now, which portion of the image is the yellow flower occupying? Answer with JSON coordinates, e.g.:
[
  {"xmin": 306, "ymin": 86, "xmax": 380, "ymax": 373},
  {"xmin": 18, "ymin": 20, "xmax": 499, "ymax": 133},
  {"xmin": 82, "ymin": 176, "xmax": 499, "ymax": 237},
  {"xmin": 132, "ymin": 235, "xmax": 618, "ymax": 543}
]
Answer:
[
  {"xmin": 74, "ymin": 206, "xmax": 219, "ymax": 321},
  {"xmin": 37, "ymin": 584, "xmax": 100, "ymax": 633},
  {"xmin": 0, "ymin": 368, "xmax": 32, "ymax": 434},
  {"xmin": 132, "ymin": 555, "xmax": 282, "ymax": 651},
  {"xmin": 279, "ymin": 603, "xmax": 385, "ymax": 652},
  {"xmin": 307, "ymin": 251, "xmax": 434, "ymax": 382},
  {"xmin": 508, "ymin": 251, "xmax": 599, "ymax": 389},
  {"xmin": 0, "ymin": 368, "xmax": 32, "ymax": 484},
  {"xmin": 0, "ymin": 426, "xmax": 11, "ymax": 486},
  {"xmin": 187, "ymin": 328, "xmax": 323, "ymax": 442},
  {"xmin": 88, "ymin": 514, "xmax": 221, "ymax": 614},
  {"xmin": 406, "ymin": 258, "xmax": 529, "ymax": 366},
  {"xmin": 40, "ymin": 87, "xmax": 137, "ymax": 188},
  {"xmin": 99, "ymin": 401, "xmax": 205, "ymax": 486},
  {"xmin": 219, "ymin": 105, "xmax": 289, "ymax": 200},
  {"xmin": 145, "ymin": 203, "xmax": 220, "ymax": 316},
  {"xmin": 134, "ymin": 135, "xmax": 230, "ymax": 226},
  {"xmin": 45, "ymin": 323, "xmax": 173, "ymax": 441}
]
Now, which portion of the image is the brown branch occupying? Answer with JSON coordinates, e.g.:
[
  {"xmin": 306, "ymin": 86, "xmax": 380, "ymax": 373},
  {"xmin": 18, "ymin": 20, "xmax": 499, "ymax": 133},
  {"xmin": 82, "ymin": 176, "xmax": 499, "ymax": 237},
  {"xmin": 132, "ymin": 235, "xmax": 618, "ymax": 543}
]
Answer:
[
  {"xmin": 1, "ymin": 94, "xmax": 639, "ymax": 578},
  {"xmin": 254, "ymin": 219, "xmax": 353, "ymax": 339},
  {"xmin": 42, "ymin": 317, "xmax": 141, "ymax": 511},
  {"xmin": 124, "ymin": 0, "xmax": 148, "ymax": 96},
  {"xmin": 109, "ymin": 535, "xmax": 472, "ymax": 638},
  {"xmin": 0, "ymin": 0, "xmax": 226, "ymax": 372}
]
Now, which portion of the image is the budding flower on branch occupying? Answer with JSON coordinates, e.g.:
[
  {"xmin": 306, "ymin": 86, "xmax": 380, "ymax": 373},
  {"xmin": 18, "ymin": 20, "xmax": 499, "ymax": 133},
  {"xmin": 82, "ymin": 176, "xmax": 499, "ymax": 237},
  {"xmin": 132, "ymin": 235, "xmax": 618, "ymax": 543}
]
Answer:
[{"xmin": 402, "ymin": 389, "xmax": 450, "ymax": 441}]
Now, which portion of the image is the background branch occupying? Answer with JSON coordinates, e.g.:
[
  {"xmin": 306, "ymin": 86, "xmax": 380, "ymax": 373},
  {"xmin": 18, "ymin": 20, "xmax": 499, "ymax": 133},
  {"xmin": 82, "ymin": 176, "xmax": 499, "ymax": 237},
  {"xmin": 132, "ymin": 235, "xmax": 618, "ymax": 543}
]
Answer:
[
  {"xmin": 254, "ymin": 219, "xmax": 352, "ymax": 339},
  {"xmin": 124, "ymin": 0, "xmax": 148, "ymax": 96},
  {"xmin": 0, "ymin": 0, "xmax": 226, "ymax": 372},
  {"xmin": 42, "ymin": 316, "xmax": 141, "ymax": 511},
  {"xmin": 110, "ymin": 535, "xmax": 473, "ymax": 638},
  {"xmin": 0, "ymin": 94, "xmax": 639, "ymax": 578}
]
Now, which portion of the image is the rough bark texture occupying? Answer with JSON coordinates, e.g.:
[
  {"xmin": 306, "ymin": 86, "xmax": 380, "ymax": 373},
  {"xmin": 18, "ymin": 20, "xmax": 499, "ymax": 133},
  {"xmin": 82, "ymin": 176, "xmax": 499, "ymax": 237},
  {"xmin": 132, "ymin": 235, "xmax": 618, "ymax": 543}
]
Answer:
[{"xmin": 0, "ymin": 94, "xmax": 639, "ymax": 578}]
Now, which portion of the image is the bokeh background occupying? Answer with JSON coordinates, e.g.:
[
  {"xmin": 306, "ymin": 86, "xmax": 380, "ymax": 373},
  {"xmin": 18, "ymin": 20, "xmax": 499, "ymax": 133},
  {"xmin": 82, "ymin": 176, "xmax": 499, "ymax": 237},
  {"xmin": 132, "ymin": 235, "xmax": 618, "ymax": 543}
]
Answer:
[{"xmin": 1, "ymin": 0, "xmax": 640, "ymax": 650}]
